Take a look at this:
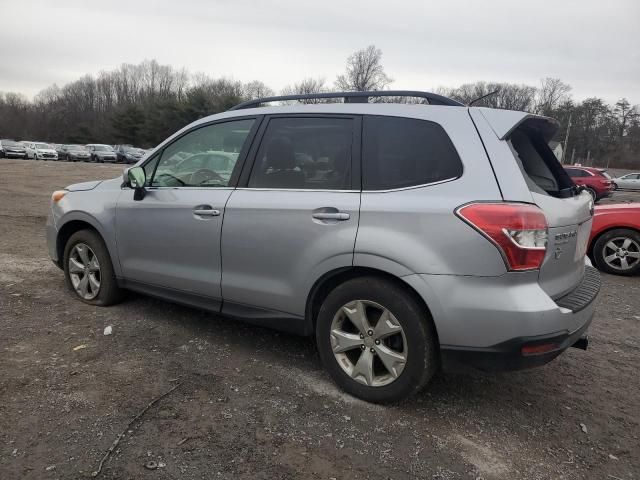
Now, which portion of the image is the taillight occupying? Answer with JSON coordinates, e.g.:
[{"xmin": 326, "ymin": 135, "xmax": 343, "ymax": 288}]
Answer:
[{"xmin": 456, "ymin": 203, "xmax": 548, "ymax": 271}]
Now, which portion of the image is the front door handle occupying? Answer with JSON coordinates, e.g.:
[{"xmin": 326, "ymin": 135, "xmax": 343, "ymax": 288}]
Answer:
[
  {"xmin": 193, "ymin": 206, "xmax": 221, "ymax": 217},
  {"xmin": 312, "ymin": 212, "xmax": 350, "ymax": 221}
]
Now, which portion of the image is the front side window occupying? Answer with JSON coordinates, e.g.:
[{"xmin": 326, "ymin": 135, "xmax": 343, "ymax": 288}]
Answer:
[
  {"xmin": 151, "ymin": 119, "xmax": 255, "ymax": 188},
  {"xmin": 362, "ymin": 116, "xmax": 462, "ymax": 190},
  {"xmin": 248, "ymin": 117, "xmax": 353, "ymax": 190}
]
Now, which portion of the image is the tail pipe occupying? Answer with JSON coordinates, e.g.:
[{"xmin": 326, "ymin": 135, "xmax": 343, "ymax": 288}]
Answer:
[{"xmin": 571, "ymin": 335, "xmax": 589, "ymax": 351}]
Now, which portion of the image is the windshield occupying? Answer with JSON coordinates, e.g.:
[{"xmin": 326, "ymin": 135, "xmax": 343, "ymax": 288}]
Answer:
[
  {"xmin": 3, "ymin": 140, "xmax": 21, "ymax": 147},
  {"xmin": 93, "ymin": 145, "xmax": 113, "ymax": 152},
  {"xmin": 601, "ymin": 171, "xmax": 611, "ymax": 179},
  {"xmin": 35, "ymin": 143, "xmax": 52, "ymax": 149}
]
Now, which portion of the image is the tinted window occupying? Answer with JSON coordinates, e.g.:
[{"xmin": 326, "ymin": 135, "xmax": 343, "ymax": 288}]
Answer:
[
  {"xmin": 248, "ymin": 117, "xmax": 353, "ymax": 189},
  {"xmin": 151, "ymin": 119, "xmax": 255, "ymax": 187},
  {"xmin": 362, "ymin": 116, "xmax": 462, "ymax": 190},
  {"xmin": 565, "ymin": 168, "xmax": 586, "ymax": 177}
]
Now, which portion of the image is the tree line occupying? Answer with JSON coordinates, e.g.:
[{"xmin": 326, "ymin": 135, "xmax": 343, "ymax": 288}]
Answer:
[{"xmin": 0, "ymin": 46, "xmax": 637, "ymax": 168}]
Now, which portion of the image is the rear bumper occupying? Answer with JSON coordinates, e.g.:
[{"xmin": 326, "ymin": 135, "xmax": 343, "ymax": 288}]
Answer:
[
  {"xmin": 440, "ymin": 313, "xmax": 593, "ymax": 372},
  {"xmin": 402, "ymin": 264, "xmax": 601, "ymax": 372},
  {"xmin": 598, "ymin": 189, "xmax": 614, "ymax": 199}
]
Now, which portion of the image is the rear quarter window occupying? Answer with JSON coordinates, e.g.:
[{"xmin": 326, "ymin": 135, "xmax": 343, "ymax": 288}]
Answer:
[{"xmin": 362, "ymin": 116, "xmax": 462, "ymax": 190}]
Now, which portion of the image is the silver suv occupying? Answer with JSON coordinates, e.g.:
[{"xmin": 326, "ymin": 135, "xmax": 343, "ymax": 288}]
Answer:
[{"xmin": 46, "ymin": 91, "xmax": 600, "ymax": 403}]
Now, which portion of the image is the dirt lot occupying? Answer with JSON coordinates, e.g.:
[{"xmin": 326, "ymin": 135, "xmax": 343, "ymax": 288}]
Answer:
[{"xmin": 0, "ymin": 159, "xmax": 639, "ymax": 479}]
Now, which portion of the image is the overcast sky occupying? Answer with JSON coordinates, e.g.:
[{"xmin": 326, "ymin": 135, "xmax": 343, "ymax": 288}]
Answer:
[{"xmin": 1, "ymin": 0, "xmax": 638, "ymax": 104}]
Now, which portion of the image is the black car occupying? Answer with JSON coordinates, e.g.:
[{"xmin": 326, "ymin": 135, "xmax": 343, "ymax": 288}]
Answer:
[
  {"xmin": 86, "ymin": 144, "xmax": 117, "ymax": 163},
  {"xmin": 0, "ymin": 139, "xmax": 27, "ymax": 159},
  {"xmin": 59, "ymin": 145, "xmax": 92, "ymax": 162},
  {"xmin": 114, "ymin": 145, "xmax": 146, "ymax": 164}
]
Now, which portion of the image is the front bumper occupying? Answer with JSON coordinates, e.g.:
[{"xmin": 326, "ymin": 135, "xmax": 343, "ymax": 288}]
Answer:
[
  {"xmin": 46, "ymin": 211, "xmax": 60, "ymax": 268},
  {"xmin": 5, "ymin": 151, "xmax": 27, "ymax": 158},
  {"xmin": 402, "ymin": 264, "xmax": 601, "ymax": 372}
]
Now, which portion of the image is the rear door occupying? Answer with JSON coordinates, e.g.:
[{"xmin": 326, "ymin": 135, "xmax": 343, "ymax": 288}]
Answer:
[
  {"xmin": 220, "ymin": 115, "xmax": 361, "ymax": 321},
  {"xmin": 471, "ymin": 109, "xmax": 593, "ymax": 298}
]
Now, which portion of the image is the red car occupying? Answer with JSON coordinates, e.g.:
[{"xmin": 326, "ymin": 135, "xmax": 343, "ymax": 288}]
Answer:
[
  {"xmin": 564, "ymin": 166, "xmax": 614, "ymax": 202},
  {"xmin": 589, "ymin": 203, "xmax": 640, "ymax": 275}
]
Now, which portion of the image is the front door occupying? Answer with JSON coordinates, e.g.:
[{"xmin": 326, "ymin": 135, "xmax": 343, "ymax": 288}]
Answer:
[
  {"xmin": 221, "ymin": 115, "xmax": 361, "ymax": 321},
  {"xmin": 115, "ymin": 117, "xmax": 258, "ymax": 304}
]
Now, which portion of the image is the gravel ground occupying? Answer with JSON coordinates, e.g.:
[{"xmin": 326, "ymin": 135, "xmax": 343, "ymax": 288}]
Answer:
[{"xmin": 0, "ymin": 159, "xmax": 639, "ymax": 479}]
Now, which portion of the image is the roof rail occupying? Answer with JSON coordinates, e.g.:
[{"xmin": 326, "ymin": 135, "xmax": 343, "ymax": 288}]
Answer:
[{"xmin": 228, "ymin": 90, "xmax": 465, "ymax": 111}]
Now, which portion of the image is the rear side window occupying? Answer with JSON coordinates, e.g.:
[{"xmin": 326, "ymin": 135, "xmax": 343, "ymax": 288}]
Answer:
[{"xmin": 362, "ymin": 116, "xmax": 462, "ymax": 190}]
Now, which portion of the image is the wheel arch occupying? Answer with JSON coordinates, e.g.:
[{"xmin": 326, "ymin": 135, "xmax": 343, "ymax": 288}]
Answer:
[
  {"xmin": 56, "ymin": 214, "xmax": 118, "ymax": 274},
  {"xmin": 305, "ymin": 266, "xmax": 440, "ymax": 345}
]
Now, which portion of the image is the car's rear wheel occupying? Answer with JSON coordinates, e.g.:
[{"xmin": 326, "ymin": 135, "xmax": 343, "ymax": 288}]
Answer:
[
  {"xmin": 316, "ymin": 276, "xmax": 438, "ymax": 403},
  {"xmin": 585, "ymin": 187, "xmax": 598, "ymax": 202},
  {"xmin": 592, "ymin": 228, "xmax": 640, "ymax": 276},
  {"xmin": 63, "ymin": 229, "xmax": 124, "ymax": 306}
]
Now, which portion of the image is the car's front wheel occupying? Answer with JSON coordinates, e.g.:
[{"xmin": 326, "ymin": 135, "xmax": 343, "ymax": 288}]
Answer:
[
  {"xmin": 316, "ymin": 276, "xmax": 438, "ymax": 403},
  {"xmin": 63, "ymin": 229, "xmax": 124, "ymax": 306},
  {"xmin": 592, "ymin": 228, "xmax": 640, "ymax": 276}
]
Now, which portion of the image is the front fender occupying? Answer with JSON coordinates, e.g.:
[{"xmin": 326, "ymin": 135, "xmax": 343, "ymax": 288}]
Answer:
[{"xmin": 55, "ymin": 209, "xmax": 121, "ymax": 277}]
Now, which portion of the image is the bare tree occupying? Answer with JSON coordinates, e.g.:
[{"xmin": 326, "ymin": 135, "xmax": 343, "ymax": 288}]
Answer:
[
  {"xmin": 614, "ymin": 98, "xmax": 639, "ymax": 138},
  {"xmin": 281, "ymin": 78, "xmax": 327, "ymax": 103},
  {"xmin": 443, "ymin": 81, "xmax": 537, "ymax": 111},
  {"xmin": 243, "ymin": 80, "xmax": 275, "ymax": 100},
  {"xmin": 335, "ymin": 45, "xmax": 392, "ymax": 91},
  {"xmin": 535, "ymin": 77, "xmax": 571, "ymax": 115}
]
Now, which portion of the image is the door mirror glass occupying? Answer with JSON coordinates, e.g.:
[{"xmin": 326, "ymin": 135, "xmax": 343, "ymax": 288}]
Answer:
[{"xmin": 128, "ymin": 166, "xmax": 146, "ymax": 188}]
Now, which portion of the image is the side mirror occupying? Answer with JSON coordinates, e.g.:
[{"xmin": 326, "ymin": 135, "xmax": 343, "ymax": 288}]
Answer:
[{"xmin": 125, "ymin": 166, "xmax": 147, "ymax": 201}]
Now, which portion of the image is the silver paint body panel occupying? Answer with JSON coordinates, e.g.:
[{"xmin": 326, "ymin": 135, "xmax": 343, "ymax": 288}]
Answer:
[{"xmin": 46, "ymin": 102, "xmax": 598, "ymax": 349}]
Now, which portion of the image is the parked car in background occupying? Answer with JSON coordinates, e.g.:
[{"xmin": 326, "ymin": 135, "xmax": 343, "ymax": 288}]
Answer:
[
  {"xmin": 612, "ymin": 172, "xmax": 640, "ymax": 191},
  {"xmin": 0, "ymin": 139, "xmax": 28, "ymax": 159},
  {"xmin": 86, "ymin": 144, "xmax": 117, "ymax": 163},
  {"xmin": 589, "ymin": 203, "xmax": 640, "ymax": 276},
  {"xmin": 46, "ymin": 90, "xmax": 599, "ymax": 403},
  {"xmin": 59, "ymin": 145, "xmax": 91, "ymax": 162},
  {"xmin": 114, "ymin": 145, "xmax": 146, "ymax": 164},
  {"xmin": 25, "ymin": 142, "xmax": 58, "ymax": 161},
  {"xmin": 564, "ymin": 166, "xmax": 613, "ymax": 202}
]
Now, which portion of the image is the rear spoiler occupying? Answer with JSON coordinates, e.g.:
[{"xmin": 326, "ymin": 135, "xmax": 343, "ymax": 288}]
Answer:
[{"xmin": 474, "ymin": 107, "xmax": 559, "ymax": 142}]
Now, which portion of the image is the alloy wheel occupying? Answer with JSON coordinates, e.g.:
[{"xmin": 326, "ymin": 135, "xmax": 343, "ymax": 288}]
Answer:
[
  {"xmin": 602, "ymin": 236, "xmax": 640, "ymax": 271},
  {"xmin": 68, "ymin": 243, "xmax": 101, "ymax": 300},
  {"xmin": 330, "ymin": 300, "xmax": 407, "ymax": 387}
]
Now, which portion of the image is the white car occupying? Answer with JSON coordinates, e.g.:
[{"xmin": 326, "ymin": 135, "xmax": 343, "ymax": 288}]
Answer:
[
  {"xmin": 613, "ymin": 172, "xmax": 640, "ymax": 191},
  {"xmin": 25, "ymin": 142, "xmax": 58, "ymax": 161}
]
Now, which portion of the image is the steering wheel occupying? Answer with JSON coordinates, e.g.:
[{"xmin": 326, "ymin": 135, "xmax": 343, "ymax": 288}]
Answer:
[
  {"xmin": 154, "ymin": 172, "xmax": 185, "ymax": 186},
  {"xmin": 189, "ymin": 168, "xmax": 224, "ymax": 185}
]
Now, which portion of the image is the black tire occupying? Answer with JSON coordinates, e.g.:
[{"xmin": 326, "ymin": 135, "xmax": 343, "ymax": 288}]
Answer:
[
  {"xmin": 66, "ymin": 154, "xmax": 71, "ymax": 162},
  {"xmin": 63, "ymin": 229, "xmax": 124, "ymax": 306},
  {"xmin": 612, "ymin": 182, "xmax": 618, "ymax": 191},
  {"xmin": 592, "ymin": 228, "xmax": 640, "ymax": 276},
  {"xmin": 316, "ymin": 276, "xmax": 438, "ymax": 403},
  {"xmin": 586, "ymin": 187, "xmax": 598, "ymax": 202}
]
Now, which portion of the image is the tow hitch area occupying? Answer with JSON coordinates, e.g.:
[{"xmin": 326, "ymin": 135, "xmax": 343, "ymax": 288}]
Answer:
[{"xmin": 572, "ymin": 335, "xmax": 589, "ymax": 351}]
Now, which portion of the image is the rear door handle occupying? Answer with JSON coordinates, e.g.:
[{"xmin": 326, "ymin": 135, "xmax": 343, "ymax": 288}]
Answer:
[
  {"xmin": 312, "ymin": 212, "xmax": 350, "ymax": 221},
  {"xmin": 193, "ymin": 206, "xmax": 221, "ymax": 217}
]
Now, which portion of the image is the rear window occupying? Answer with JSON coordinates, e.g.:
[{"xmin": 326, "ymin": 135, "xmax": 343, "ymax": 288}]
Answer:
[
  {"xmin": 508, "ymin": 124, "xmax": 575, "ymax": 197},
  {"xmin": 362, "ymin": 116, "xmax": 462, "ymax": 190}
]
